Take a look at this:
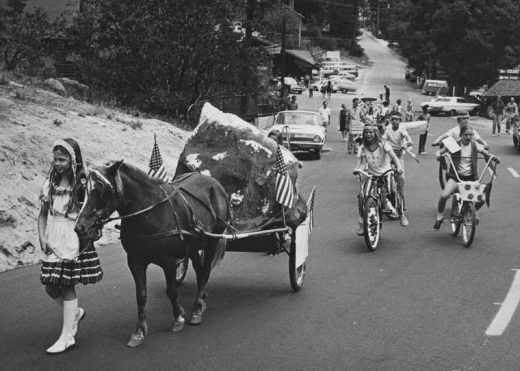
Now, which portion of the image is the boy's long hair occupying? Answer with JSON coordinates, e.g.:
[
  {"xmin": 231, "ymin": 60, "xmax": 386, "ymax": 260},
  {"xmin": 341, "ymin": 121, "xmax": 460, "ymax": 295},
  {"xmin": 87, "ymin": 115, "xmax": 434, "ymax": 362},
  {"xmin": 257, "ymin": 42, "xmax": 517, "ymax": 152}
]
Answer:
[{"xmin": 46, "ymin": 138, "xmax": 87, "ymax": 216}]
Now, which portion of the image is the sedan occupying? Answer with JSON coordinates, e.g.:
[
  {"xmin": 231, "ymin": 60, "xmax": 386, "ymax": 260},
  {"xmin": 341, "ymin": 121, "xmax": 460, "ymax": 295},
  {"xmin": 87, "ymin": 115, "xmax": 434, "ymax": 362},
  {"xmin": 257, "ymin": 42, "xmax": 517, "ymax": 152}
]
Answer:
[
  {"xmin": 420, "ymin": 96, "xmax": 480, "ymax": 116},
  {"xmin": 267, "ymin": 110, "xmax": 326, "ymax": 159}
]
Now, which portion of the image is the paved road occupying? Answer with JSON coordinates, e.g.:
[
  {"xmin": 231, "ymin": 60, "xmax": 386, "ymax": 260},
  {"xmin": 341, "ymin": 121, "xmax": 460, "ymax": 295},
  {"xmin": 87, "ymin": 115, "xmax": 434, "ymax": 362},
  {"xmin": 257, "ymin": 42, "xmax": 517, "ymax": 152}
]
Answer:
[{"xmin": 2, "ymin": 31, "xmax": 520, "ymax": 370}]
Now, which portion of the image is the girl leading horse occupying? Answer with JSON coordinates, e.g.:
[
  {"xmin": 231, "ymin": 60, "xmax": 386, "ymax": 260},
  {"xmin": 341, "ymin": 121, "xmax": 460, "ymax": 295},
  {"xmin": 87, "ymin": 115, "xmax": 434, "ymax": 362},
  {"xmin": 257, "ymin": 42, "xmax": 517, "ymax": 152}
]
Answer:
[{"xmin": 74, "ymin": 160, "xmax": 229, "ymax": 347}]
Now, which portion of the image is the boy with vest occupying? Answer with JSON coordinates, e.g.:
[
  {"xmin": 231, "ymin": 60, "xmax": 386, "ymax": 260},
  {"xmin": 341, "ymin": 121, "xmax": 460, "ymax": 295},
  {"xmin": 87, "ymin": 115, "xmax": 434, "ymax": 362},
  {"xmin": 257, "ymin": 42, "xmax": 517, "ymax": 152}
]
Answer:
[{"xmin": 433, "ymin": 125, "xmax": 500, "ymax": 230}]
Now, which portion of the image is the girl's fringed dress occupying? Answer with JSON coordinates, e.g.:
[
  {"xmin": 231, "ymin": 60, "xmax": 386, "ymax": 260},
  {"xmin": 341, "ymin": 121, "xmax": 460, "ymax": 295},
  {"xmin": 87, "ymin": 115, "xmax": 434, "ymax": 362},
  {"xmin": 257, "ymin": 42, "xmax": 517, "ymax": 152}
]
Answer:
[{"xmin": 40, "ymin": 180, "xmax": 103, "ymax": 286}]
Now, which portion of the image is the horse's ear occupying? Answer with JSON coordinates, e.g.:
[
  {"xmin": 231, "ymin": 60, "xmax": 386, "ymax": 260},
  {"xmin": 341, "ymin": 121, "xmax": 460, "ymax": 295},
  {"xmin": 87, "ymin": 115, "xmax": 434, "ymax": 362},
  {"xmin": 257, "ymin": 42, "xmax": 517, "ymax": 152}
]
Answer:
[{"xmin": 106, "ymin": 160, "xmax": 124, "ymax": 175}]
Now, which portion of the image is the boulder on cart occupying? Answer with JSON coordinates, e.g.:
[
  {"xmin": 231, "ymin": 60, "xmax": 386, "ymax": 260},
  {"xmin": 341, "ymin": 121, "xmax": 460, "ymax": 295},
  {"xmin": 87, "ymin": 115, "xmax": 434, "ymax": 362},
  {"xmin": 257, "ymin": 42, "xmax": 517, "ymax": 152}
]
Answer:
[{"xmin": 175, "ymin": 103, "xmax": 306, "ymax": 232}]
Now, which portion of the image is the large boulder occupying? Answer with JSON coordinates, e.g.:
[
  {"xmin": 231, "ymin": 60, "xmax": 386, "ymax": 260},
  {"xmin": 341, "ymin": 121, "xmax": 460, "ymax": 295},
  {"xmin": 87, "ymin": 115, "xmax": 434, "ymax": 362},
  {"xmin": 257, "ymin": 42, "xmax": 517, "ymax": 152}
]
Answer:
[
  {"xmin": 42, "ymin": 78, "xmax": 67, "ymax": 97},
  {"xmin": 175, "ymin": 103, "xmax": 306, "ymax": 231},
  {"xmin": 58, "ymin": 78, "xmax": 90, "ymax": 101}
]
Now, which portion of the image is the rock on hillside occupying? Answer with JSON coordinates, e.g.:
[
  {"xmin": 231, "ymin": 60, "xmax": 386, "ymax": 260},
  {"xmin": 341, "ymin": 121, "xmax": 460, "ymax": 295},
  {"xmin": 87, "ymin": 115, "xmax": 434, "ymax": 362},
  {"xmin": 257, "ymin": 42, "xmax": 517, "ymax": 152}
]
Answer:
[{"xmin": 0, "ymin": 75, "xmax": 189, "ymax": 272}]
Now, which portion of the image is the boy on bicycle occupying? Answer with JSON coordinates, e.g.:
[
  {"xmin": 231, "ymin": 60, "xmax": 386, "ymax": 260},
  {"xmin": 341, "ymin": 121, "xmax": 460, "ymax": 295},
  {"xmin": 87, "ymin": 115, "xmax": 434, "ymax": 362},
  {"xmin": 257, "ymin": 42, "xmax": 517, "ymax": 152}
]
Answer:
[
  {"xmin": 433, "ymin": 124, "xmax": 500, "ymax": 230},
  {"xmin": 353, "ymin": 124, "xmax": 404, "ymax": 235},
  {"xmin": 382, "ymin": 111, "xmax": 413, "ymax": 226},
  {"xmin": 432, "ymin": 111, "xmax": 489, "ymax": 149}
]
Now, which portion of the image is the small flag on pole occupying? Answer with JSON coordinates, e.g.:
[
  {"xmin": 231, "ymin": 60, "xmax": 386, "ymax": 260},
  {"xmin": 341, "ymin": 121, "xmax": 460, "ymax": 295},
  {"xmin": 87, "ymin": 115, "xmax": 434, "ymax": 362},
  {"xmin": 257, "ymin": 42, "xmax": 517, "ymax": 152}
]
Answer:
[
  {"xmin": 148, "ymin": 133, "xmax": 171, "ymax": 183},
  {"xmin": 307, "ymin": 186, "xmax": 316, "ymax": 233},
  {"xmin": 274, "ymin": 146, "xmax": 294, "ymax": 208}
]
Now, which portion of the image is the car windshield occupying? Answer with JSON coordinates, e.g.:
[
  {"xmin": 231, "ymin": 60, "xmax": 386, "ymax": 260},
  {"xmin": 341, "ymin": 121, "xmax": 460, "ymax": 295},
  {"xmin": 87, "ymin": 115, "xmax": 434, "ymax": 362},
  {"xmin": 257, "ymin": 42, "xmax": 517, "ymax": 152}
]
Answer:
[{"xmin": 276, "ymin": 112, "xmax": 320, "ymax": 126}]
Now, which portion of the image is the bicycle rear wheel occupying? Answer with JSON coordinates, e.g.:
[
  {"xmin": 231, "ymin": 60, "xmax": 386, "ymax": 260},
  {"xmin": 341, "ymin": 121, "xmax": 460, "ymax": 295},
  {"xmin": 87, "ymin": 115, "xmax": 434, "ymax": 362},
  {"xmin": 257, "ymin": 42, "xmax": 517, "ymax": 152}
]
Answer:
[
  {"xmin": 450, "ymin": 195, "xmax": 462, "ymax": 236},
  {"xmin": 363, "ymin": 197, "xmax": 381, "ymax": 251},
  {"xmin": 461, "ymin": 203, "xmax": 477, "ymax": 247}
]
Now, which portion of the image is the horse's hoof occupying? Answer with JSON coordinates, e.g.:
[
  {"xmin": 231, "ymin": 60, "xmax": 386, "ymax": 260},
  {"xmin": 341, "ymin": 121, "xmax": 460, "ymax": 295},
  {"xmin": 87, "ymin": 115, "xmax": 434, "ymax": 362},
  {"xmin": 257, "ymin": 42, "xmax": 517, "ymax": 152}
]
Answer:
[
  {"xmin": 126, "ymin": 333, "xmax": 145, "ymax": 348},
  {"xmin": 188, "ymin": 313, "xmax": 202, "ymax": 326},
  {"xmin": 171, "ymin": 315, "xmax": 185, "ymax": 333}
]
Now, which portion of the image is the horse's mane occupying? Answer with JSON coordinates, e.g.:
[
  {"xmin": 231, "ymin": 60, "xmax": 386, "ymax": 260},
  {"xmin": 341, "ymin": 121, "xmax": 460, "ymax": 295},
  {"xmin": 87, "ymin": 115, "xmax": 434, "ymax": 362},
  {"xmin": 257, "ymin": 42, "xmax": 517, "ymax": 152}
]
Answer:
[{"xmin": 96, "ymin": 161, "xmax": 166, "ymax": 200}]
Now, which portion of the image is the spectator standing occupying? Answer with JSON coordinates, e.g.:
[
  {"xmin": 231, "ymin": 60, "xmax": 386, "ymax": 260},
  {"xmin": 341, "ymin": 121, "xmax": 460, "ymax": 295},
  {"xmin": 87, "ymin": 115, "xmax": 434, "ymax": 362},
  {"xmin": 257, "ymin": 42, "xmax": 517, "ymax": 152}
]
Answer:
[
  {"xmin": 504, "ymin": 97, "xmax": 518, "ymax": 134},
  {"xmin": 417, "ymin": 105, "xmax": 431, "ymax": 154},
  {"xmin": 384, "ymin": 85, "xmax": 391, "ymax": 102},
  {"xmin": 287, "ymin": 95, "xmax": 298, "ymax": 110},
  {"xmin": 339, "ymin": 104, "xmax": 348, "ymax": 142},
  {"xmin": 405, "ymin": 100, "xmax": 414, "ymax": 122},
  {"xmin": 326, "ymin": 80, "xmax": 333, "ymax": 100},
  {"xmin": 491, "ymin": 95, "xmax": 505, "ymax": 136}
]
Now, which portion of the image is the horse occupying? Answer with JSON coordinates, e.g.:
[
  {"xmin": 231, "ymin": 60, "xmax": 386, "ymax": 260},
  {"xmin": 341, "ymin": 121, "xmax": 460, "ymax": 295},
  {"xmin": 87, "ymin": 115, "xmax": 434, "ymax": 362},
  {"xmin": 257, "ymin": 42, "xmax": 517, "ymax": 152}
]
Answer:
[{"xmin": 74, "ymin": 160, "xmax": 230, "ymax": 347}]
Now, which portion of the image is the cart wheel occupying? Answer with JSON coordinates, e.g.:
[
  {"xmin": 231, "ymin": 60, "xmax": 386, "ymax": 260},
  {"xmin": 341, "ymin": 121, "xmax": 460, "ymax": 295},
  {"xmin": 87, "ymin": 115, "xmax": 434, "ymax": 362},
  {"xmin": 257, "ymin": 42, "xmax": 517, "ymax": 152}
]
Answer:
[
  {"xmin": 461, "ymin": 203, "xmax": 477, "ymax": 248},
  {"xmin": 175, "ymin": 257, "xmax": 189, "ymax": 285},
  {"xmin": 289, "ymin": 238, "xmax": 306, "ymax": 292}
]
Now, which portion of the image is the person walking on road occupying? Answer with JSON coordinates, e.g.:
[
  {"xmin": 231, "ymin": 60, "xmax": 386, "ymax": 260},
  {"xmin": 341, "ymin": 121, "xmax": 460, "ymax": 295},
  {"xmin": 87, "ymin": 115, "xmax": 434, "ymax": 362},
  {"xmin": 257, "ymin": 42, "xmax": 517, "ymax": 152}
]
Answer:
[
  {"xmin": 491, "ymin": 95, "xmax": 505, "ymax": 136},
  {"xmin": 339, "ymin": 104, "xmax": 348, "ymax": 142},
  {"xmin": 319, "ymin": 100, "xmax": 331, "ymax": 128},
  {"xmin": 417, "ymin": 105, "xmax": 431, "ymax": 154},
  {"xmin": 38, "ymin": 138, "xmax": 103, "ymax": 354},
  {"xmin": 405, "ymin": 100, "xmax": 414, "ymax": 122}
]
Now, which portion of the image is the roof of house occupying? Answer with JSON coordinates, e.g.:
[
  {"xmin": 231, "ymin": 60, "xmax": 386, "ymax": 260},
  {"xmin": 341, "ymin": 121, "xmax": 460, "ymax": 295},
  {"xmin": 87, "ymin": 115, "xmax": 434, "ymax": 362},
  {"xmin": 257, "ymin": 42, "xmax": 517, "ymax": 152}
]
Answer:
[
  {"xmin": 265, "ymin": 46, "xmax": 319, "ymax": 68},
  {"xmin": 24, "ymin": 0, "xmax": 80, "ymax": 23},
  {"xmin": 483, "ymin": 79, "xmax": 520, "ymax": 97}
]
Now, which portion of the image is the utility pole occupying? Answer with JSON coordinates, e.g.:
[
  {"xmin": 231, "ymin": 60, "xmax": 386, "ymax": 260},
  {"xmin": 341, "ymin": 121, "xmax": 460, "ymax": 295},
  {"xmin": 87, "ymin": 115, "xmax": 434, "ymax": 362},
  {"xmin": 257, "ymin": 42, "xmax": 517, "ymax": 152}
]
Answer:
[
  {"xmin": 376, "ymin": 0, "xmax": 380, "ymax": 36},
  {"xmin": 280, "ymin": 12, "xmax": 287, "ymax": 99}
]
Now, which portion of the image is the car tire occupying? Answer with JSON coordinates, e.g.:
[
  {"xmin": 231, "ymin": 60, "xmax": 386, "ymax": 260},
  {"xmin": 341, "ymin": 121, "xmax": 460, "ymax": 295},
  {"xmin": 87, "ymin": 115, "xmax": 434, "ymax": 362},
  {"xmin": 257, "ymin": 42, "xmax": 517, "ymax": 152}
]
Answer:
[
  {"xmin": 314, "ymin": 148, "xmax": 322, "ymax": 160},
  {"xmin": 341, "ymin": 89, "xmax": 348, "ymax": 94},
  {"xmin": 449, "ymin": 110, "xmax": 457, "ymax": 116}
]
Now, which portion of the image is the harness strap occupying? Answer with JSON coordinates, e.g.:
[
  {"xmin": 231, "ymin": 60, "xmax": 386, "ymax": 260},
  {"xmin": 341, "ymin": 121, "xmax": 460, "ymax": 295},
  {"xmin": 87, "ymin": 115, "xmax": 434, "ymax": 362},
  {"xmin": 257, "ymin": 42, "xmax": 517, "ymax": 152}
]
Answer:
[{"xmin": 159, "ymin": 185, "xmax": 185, "ymax": 241}]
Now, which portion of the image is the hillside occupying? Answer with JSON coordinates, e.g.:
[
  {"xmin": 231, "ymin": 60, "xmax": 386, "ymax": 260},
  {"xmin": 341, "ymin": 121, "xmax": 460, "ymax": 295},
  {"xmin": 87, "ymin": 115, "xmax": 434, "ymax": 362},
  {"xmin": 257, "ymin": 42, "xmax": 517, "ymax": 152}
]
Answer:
[{"xmin": 0, "ymin": 74, "xmax": 189, "ymax": 272}]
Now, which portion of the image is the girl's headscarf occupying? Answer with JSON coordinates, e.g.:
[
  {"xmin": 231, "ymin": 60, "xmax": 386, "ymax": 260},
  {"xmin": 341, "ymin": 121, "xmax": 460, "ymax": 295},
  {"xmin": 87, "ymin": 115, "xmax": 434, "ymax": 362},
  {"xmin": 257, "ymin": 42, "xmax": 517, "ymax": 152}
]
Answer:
[{"xmin": 47, "ymin": 138, "xmax": 88, "ymax": 215}]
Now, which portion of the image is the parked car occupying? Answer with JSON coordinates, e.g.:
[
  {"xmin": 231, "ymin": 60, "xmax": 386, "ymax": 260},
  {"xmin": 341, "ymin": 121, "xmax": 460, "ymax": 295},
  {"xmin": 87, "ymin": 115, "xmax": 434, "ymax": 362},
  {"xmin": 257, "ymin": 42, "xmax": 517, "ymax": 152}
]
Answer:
[
  {"xmin": 311, "ymin": 79, "xmax": 338, "ymax": 93},
  {"xmin": 421, "ymin": 96, "xmax": 480, "ymax": 116},
  {"xmin": 272, "ymin": 77, "xmax": 303, "ymax": 94},
  {"xmin": 422, "ymin": 79, "xmax": 449, "ymax": 96},
  {"xmin": 266, "ymin": 110, "xmax": 326, "ymax": 159},
  {"xmin": 331, "ymin": 78, "xmax": 357, "ymax": 93}
]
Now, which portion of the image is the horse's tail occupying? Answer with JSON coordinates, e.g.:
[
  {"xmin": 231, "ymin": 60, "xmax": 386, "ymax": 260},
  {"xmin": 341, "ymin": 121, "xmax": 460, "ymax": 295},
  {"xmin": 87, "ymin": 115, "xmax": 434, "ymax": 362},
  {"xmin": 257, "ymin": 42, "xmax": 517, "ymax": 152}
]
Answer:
[{"xmin": 210, "ymin": 237, "xmax": 227, "ymax": 270}]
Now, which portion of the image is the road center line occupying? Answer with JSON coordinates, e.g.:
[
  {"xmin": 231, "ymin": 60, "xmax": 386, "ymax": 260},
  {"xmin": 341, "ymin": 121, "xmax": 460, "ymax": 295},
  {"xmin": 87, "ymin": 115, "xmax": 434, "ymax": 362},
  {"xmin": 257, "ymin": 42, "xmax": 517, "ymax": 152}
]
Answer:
[
  {"xmin": 486, "ymin": 269, "xmax": 520, "ymax": 336},
  {"xmin": 507, "ymin": 167, "xmax": 520, "ymax": 178}
]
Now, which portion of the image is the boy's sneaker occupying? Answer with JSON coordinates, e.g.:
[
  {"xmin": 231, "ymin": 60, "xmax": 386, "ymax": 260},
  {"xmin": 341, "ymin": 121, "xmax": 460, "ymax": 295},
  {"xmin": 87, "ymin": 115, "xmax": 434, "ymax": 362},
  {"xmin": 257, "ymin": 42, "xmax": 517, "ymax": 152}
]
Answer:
[
  {"xmin": 356, "ymin": 223, "xmax": 364, "ymax": 236},
  {"xmin": 400, "ymin": 214, "xmax": 409, "ymax": 226}
]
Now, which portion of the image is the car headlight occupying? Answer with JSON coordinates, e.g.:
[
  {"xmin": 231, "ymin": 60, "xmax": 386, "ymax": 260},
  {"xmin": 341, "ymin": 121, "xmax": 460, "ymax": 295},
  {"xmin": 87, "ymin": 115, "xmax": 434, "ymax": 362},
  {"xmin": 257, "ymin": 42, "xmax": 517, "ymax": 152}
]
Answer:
[{"xmin": 313, "ymin": 135, "xmax": 322, "ymax": 143}]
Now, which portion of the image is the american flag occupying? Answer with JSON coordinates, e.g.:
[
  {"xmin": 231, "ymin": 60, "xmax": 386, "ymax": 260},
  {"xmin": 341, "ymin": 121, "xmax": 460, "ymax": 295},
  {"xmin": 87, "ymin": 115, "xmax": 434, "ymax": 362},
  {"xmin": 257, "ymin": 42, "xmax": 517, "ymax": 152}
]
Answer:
[
  {"xmin": 307, "ymin": 186, "xmax": 317, "ymax": 233},
  {"xmin": 148, "ymin": 134, "xmax": 171, "ymax": 183},
  {"xmin": 274, "ymin": 146, "xmax": 294, "ymax": 208}
]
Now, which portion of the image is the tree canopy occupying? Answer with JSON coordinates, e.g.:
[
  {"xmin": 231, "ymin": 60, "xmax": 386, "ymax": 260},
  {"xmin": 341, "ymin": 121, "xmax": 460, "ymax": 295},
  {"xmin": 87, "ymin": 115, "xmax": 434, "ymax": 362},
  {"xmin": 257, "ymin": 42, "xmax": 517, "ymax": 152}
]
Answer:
[{"xmin": 373, "ymin": 0, "xmax": 520, "ymax": 92}]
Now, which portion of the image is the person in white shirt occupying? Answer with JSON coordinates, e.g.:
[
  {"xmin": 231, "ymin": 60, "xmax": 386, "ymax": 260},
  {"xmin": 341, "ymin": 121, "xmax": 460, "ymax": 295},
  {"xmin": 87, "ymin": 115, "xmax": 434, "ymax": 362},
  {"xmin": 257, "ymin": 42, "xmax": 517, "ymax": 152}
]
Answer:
[
  {"xmin": 318, "ymin": 100, "xmax": 331, "ymax": 127},
  {"xmin": 382, "ymin": 111, "xmax": 413, "ymax": 226}
]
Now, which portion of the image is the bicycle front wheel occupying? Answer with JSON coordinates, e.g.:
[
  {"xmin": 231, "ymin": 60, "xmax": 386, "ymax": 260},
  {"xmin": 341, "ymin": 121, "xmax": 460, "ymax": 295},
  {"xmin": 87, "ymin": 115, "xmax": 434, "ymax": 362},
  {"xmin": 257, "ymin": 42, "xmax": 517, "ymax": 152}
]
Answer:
[
  {"xmin": 450, "ymin": 195, "xmax": 462, "ymax": 236},
  {"xmin": 363, "ymin": 197, "xmax": 381, "ymax": 251},
  {"xmin": 461, "ymin": 203, "xmax": 477, "ymax": 248}
]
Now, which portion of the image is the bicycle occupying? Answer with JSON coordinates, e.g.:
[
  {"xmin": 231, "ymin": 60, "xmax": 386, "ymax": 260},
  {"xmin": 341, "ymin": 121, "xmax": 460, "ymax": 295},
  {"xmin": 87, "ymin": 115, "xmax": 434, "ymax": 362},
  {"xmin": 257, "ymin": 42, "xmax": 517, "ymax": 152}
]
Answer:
[
  {"xmin": 355, "ymin": 168, "xmax": 403, "ymax": 251},
  {"xmin": 442, "ymin": 153, "xmax": 498, "ymax": 247}
]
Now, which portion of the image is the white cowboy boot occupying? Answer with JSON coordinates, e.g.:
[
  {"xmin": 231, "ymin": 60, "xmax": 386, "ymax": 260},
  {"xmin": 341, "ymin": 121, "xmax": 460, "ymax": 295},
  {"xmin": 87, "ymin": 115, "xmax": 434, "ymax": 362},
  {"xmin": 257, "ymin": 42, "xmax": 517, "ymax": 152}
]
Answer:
[
  {"xmin": 72, "ymin": 307, "xmax": 85, "ymax": 337},
  {"xmin": 46, "ymin": 299, "xmax": 77, "ymax": 354}
]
